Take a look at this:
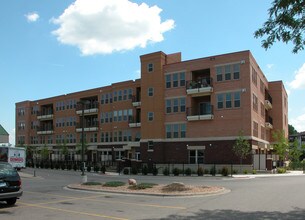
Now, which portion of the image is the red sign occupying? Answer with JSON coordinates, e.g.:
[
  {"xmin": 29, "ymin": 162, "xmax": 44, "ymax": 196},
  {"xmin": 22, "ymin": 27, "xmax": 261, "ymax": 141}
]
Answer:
[{"xmin": 10, "ymin": 157, "xmax": 24, "ymax": 163}]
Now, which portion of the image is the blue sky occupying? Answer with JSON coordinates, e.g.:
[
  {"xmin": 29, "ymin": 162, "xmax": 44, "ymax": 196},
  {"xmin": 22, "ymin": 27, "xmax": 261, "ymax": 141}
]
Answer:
[{"xmin": 1, "ymin": 0, "xmax": 305, "ymax": 145}]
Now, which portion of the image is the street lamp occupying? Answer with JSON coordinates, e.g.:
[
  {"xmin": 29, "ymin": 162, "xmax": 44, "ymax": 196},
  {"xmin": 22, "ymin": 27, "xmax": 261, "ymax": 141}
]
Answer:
[{"xmin": 78, "ymin": 100, "xmax": 90, "ymax": 182}]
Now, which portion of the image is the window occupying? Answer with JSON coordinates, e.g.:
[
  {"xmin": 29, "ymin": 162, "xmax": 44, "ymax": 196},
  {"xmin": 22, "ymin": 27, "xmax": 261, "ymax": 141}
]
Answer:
[
  {"xmin": 217, "ymin": 94, "xmax": 224, "ymax": 109},
  {"xmin": 180, "ymin": 98, "xmax": 186, "ymax": 112},
  {"xmin": 118, "ymin": 110, "xmax": 122, "ymax": 121},
  {"xmin": 166, "ymin": 125, "xmax": 171, "ymax": 138},
  {"xmin": 181, "ymin": 124, "xmax": 186, "ymax": 138},
  {"xmin": 113, "ymin": 111, "xmax": 118, "ymax": 122},
  {"xmin": 148, "ymin": 87, "xmax": 154, "ymax": 96},
  {"xmin": 148, "ymin": 112, "xmax": 154, "ymax": 121},
  {"xmin": 166, "ymin": 75, "xmax": 171, "ymax": 88},
  {"xmin": 173, "ymin": 99, "xmax": 179, "ymax": 112},
  {"xmin": 252, "ymin": 67, "xmax": 257, "ymax": 86},
  {"xmin": 165, "ymin": 124, "xmax": 186, "ymax": 139},
  {"xmin": 113, "ymin": 91, "xmax": 117, "ymax": 102},
  {"xmin": 253, "ymin": 93, "xmax": 258, "ymax": 111},
  {"xmin": 260, "ymin": 102, "xmax": 265, "ymax": 117},
  {"xmin": 173, "ymin": 124, "xmax": 179, "ymax": 138},
  {"xmin": 234, "ymin": 92, "xmax": 241, "ymax": 108},
  {"xmin": 180, "ymin": 72, "xmax": 185, "ymax": 86},
  {"xmin": 147, "ymin": 63, "xmax": 154, "ymax": 72},
  {"xmin": 166, "ymin": 100, "xmax": 171, "ymax": 113},
  {"xmin": 233, "ymin": 64, "xmax": 240, "ymax": 79},
  {"xmin": 260, "ymin": 79, "xmax": 265, "ymax": 94},
  {"xmin": 253, "ymin": 121, "xmax": 258, "ymax": 137},
  {"xmin": 148, "ymin": 141, "xmax": 154, "ymax": 150},
  {"xmin": 226, "ymin": 93, "xmax": 232, "ymax": 108},
  {"xmin": 216, "ymin": 66, "xmax": 223, "ymax": 82},
  {"xmin": 118, "ymin": 90, "xmax": 122, "ymax": 101},
  {"xmin": 189, "ymin": 150, "xmax": 204, "ymax": 164},
  {"xmin": 173, "ymin": 73, "xmax": 178, "ymax": 87},
  {"xmin": 225, "ymin": 65, "xmax": 231, "ymax": 80}
]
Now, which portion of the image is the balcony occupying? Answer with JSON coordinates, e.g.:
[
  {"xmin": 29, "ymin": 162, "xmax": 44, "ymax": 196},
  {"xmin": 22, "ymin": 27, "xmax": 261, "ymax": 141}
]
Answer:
[
  {"xmin": 76, "ymin": 101, "xmax": 99, "ymax": 115},
  {"xmin": 187, "ymin": 104, "xmax": 214, "ymax": 121},
  {"xmin": 37, "ymin": 110, "xmax": 53, "ymax": 121},
  {"xmin": 132, "ymin": 96, "xmax": 141, "ymax": 107},
  {"xmin": 37, "ymin": 125, "xmax": 54, "ymax": 135},
  {"xmin": 128, "ymin": 117, "xmax": 141, "ymax": 128},
  {"xmin": 265, "ymin": 116, "xmax": 273, "ymax": 129},
  {"xmin": 265, "ymin": 93, "xmax": 273, "ymax": 110},
  {"xmin": 186, "ymin": 77, "xmax": 213, "ymax": 97},
  {"xmin": 76, "ymin": 121, "xmax": 99, "ymax": 132}
]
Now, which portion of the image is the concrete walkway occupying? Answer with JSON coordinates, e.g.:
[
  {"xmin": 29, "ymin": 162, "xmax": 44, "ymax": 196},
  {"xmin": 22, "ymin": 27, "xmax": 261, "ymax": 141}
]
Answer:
[{"xmin": 233, "ymin": 170, "xmax": 304, "ymax": 178}]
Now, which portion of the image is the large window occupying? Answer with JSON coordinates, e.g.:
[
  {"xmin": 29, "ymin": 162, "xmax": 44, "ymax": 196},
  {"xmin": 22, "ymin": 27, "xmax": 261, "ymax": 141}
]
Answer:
[
  {"xmin": 253, "ymin": 93, "xmax": 258, "ymax": 111},
  {"xmin": 166, "ymin": 75, "xmax": 171, "ymax": 88},
  {"xmin": 189, "ymin": 150, "xmax": 204, "ymax": 164},
  {"xmin": 216, "ymin": 66, "xmax": 223, "ymax": 82},
  {"xmin": 225, "ymin": 65, "xmax": 231, "ymax": 80},
  {"xmin": 217, "ymin": 94, "xmax": 224, "ymax": 109},
  {"xmin": 234, "ymin": 92, "xmax": 241, "ymax": 108},
  {"xmin": 165, "ymin": 124, "xmax": 186, "ymax": 139},
  {"xmin": 226, "ymin": 93, "xmax": 232, "ymax": 108},
  {"xmin": 233, "ymin": 64, "xmax": 240, "ymax": 79},
  {"xmin": 165, "ymin": 71, "xmax": 186, "ymax": 88},
  {"xmin": 165, "ymin": 97, "xmax": 186, "ymax": 114}
]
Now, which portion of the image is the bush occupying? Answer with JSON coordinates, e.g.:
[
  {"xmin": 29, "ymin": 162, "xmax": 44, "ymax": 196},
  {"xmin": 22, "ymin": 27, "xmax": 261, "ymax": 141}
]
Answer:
[
  {"xmin": 86, "ymin": 166, "xmax": 91, "ymax": 172},
  {"xmin": 152, "ymin": 167, "xmax": 158, "ymax": 176},
  {"xmin": 163, "ymin": 167, "xmax": 170, "ymax": 176},
  {"xmin": 197, "ymin": 167, "xmax": 204, "ymax": 176},
  {"xmin": 232, "ymin": 169, "xmax": 238, "ymax": 174},
  {"xmin": 252, "ymin": 169, "xmax": 257, "ymax": 174},
  {"xmin": 204, "ymin": 169, "xmax": 210, "ymax": 175},
  {"xmin": 172, "ymin": 168, "xmax": 180, "ymax": 176},
  {"xmin": 221, "ymin": 167, "xmax": 229, "ymax": 176},
  {"xmin": 210, "ymin": 166, "xmax": 216, "ymax": 176},
  {"xmin": 142, "ymin": 165, "xmax": 148, "ymax": 175},
  {"xmin": 277, "ymin": 167, "xmax": 286, "ymax": 173},
  {"xmin": 131, "ymin": 166, "xmax": 138, "ymax": 175},
  {"xmin": 82, "ymin": 182, "xmax": 101, "ymax": 186},
  {"xmin": 185, "ymin": 168, "xmax": 192, "ymax": 176},
  {"xmin": 94, "ymin": 165, "xmax": 100, "ymax": 173},
  {"xmin": 129, "ymin": 183, "xmax": 157, "ymax": 190},
  {"xmin": 243, "ymin": 170, "xmax": 248, "ymax": 174},
  {"xmin": 103, "ymin": 181, "xmax": 125, "ymax": 187},
  {"xmin": 123, "ymin": 168, "xmax": 129, "ymax": 175},
  {"xmin": 101, "ymin": 165, "xmax": 106, "ymax": 174}
]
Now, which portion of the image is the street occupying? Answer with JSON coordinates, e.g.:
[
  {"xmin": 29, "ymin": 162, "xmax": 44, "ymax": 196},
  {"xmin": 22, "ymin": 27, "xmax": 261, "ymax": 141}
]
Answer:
[{"xmin": 1, "ymin": 168, "xmax": 305, "ymax": 219}]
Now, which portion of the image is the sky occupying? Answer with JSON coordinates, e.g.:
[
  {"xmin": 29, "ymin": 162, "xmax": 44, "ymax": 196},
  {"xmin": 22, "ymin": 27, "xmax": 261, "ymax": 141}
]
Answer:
[{"xmin": 1, "ymin": 0, "xmax": 305, "ymax": 145}]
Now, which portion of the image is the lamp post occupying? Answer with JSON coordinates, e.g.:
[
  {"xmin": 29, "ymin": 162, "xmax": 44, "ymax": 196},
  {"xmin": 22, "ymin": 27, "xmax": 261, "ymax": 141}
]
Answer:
[{"xmin": 78, "ymin": 100, "xmax": 90, "ymax": 183}]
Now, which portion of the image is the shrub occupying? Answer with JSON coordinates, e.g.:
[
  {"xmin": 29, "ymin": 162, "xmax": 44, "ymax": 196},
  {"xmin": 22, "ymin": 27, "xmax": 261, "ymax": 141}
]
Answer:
[
  {"xmin": 197, "ymin": 167, "xmax": 204, "ymax": 176},
  {"xmin": 152, "ymin": 167, "xmax": 158, "ymax": 176},
  {"xmin": 243, "ymin": 170, "xmax": 248, "ymax": 174},
  {"xmin": 101, "ymin": 165, "xmax": 106, "ymax": 174},
  {"xmin": 252, "ymin": 169, "xmax": 257, "ymax": 174},
  {"xmin": 131, "ymin": 166, "xmax": 138, "ymax": 175},
  {"xmin": 123, "ymin": 168, "xmax": 129, "ymax": 175},
  {"xmin": 129, "ymin": 183, "xmax": 157, "ymax": 190},
  {"xmin": 277, "ymin": 167, "xmax": 286, "ymax": 173},
  {"xmin": 185, "ymin": 168, "xmax": 192, "ymax": 176},
  {"xmin": 210, "ymin": 166, "xmax": 216, "ymax": 176},
  {"xmin": 142, "ymin": 165, "xmax": 148, "ymax": 175},
  {"xmin": 172, "ymin": 168, "xmax": 180, "ymax": 176},
  {"xmin": 82, "ymin": 182, "xmax": 102, "ymax": 186},
  {"xmin": 86, "ymin": 166, "xmax": 91, "ymax": 172},
  {"xmin": 103, "ymin": 181, "xmax": 125, "ymax": 187},
  {"xmin": 232, "ymin": 169, "xmax": 238, "ymax": 174},
  {"xmin": 163, "ymin": 167, "xmax": 170, "ymax": 176},
  {"xmin": 221, "ymin": 167, "xmax": 229, "ymax": 176},
  {"xmin": 204, "ymin": 169, "xmax": 210, "ymax": 175}
]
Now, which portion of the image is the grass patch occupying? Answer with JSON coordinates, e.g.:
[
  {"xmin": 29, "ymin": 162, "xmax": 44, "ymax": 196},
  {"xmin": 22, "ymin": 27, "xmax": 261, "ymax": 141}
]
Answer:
[
  {"xmin": 162, "ymin": 182, "xmax": 190, "ymax": 192},
  {"xmin": 103, "ymin": 181, "xmax": 126, "ymax": 187},
  {"xmin": 128, "ymin": 183, "xmax": 158, "ymax": 190},
  {"xmin": 82, "ymin": 182, "xmax": 102, "ymax": 186}
]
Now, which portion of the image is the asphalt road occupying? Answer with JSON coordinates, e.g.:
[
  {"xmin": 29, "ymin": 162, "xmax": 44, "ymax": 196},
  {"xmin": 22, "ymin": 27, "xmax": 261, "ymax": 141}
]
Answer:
[{"xmin": 1, "ymin": 168, "xmax": 305, "ymax": 219}]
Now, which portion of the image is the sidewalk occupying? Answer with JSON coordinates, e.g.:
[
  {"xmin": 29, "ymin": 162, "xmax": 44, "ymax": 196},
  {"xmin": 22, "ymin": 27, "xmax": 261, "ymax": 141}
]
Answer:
[{"xmin": 233, "ymin": 170, "xmax": 304, "ymax": 178}]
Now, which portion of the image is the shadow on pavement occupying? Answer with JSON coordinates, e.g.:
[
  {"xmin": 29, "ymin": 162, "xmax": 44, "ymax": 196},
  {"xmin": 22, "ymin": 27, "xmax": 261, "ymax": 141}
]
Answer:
[{"xmin": 145, "ymin": 208, "xmax": 305, "ymax": 220}]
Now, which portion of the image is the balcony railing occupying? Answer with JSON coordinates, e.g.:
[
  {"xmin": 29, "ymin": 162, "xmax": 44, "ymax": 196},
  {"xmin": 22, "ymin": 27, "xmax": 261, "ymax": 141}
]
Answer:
[
  {"xmin": 128, "ymin": 116, "xmax": 141, "ymax": 128},
  {"xmin": 76, "ymin": 121, "xmax": 99, "ymax": 132},
  {"xmin": 132, "ymin": 95, "xmax": 141, "ymax": 107},
  {"xmin": 186, "ymin": 104, "xmax": 214, "ymax": 121},
  {"xmin": 76, "ymin": 101, "xmax": 99, "ymax": 115},
  {"xmin": 37, "ymin": 125, "xmax": 54, "ymax": 134},
  {"xmin": 186, "ymin": 77, "xmax": 213, "ymax": 96},
  {"xmin": 265, "ymin": 116, "xmax": 273, "ymax": 129},
  {"xmin": 37, "ymin": 109, "xmax": 54, "ymax": 120}
]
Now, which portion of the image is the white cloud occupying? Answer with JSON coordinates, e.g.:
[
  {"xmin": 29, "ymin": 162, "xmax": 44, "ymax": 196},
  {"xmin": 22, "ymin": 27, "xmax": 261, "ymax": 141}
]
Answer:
[
  {"xmin": 290, "ymin": 114, "xmax": 305, "ymax": 132},
  {"xmin": 51, "ymin": 0, "xmax": 175, "ymax": 55},
  {"xmin": 267, "ymin": 64, "xmax": 274, "ymax": 69},
  {"xmin": 25, "ymin": 12, "xmax": 39, "ymax": 22},
  {"xmin": 288, "ymin": 63, "xmax": 305, "ymax": 89}
]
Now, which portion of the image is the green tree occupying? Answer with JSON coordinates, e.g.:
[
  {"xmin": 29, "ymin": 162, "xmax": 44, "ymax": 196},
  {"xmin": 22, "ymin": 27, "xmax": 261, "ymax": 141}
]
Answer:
[
  {"xmin": 40, "ymin": 145, "xmax": 49, "ymax": 161},
  {"xmin": 60, "ymin": 140, "xmax": 69, "ymax": 161},
  {"xmin": 272, "ymin": 130, "xmax": 289, "ymax": 164},
  {"xmin": 254, "ymin": 0, "xmax": 305, "ymax": 53},
  {"xmin": 289, "ymin": 139, "xmax": 302, "ymax": 162},
  {"xmin": 233, "ymin": 132, "xmax": 251, "ymax": 171},
  {"xmin": 288, "ymin": 124, "xmax": 298, "ymax": 135}
]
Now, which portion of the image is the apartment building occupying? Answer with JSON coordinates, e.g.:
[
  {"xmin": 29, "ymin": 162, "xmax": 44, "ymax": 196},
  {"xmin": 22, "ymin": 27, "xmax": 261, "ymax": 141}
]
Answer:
[{"xmin": 15, "ymin": 50, "xmax": 288, "ymax": 170}]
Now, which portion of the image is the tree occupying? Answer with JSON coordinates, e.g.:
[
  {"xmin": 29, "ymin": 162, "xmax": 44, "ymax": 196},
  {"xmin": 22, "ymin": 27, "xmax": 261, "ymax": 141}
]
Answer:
[
  {"xmin": 233, "ymin": 132, "xmax": 251, "ymax": 171},
  {"xmin": 40, "ymin": 145, "xmax": 50, "ymax": 161},
  {"xmin": 60, "ymin": 140, "xmax": 69, "ymax": 161},
  {"xmin": 254, "ymin": 0, "xmax": 305, "ymax": 53},
  {"xmin": 288, "ymin": 124, "xmax": 298, "ymax": 135},
  {"xmin": 272, "ymin": 130, "xmax": 289, "ymax": 165}
]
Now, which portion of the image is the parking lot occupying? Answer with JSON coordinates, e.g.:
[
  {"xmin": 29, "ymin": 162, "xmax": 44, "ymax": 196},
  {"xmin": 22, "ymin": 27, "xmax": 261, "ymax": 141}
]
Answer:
[{"xmin": 1, "ymin": 168, "xmax": 305, "ymax": 219}]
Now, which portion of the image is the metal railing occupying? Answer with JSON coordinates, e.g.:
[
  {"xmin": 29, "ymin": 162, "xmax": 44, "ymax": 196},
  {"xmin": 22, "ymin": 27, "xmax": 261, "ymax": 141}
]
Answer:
[{"xmin": 186, "ymin": 77, "xmax": 213, "ymax": 90}]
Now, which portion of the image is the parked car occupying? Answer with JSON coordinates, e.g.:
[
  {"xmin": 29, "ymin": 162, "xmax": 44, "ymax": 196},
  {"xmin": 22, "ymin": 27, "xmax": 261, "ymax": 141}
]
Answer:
[{"xmin": 0, "ymin": 162, "xmax": 23, "ymax": 205}]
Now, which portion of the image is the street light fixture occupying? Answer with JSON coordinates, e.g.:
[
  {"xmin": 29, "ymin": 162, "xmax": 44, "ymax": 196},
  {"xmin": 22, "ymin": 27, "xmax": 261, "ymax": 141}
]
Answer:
[{"xmin": 77, "ymin": 100, "xmax": 90, "ymax": 182}]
